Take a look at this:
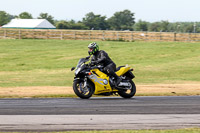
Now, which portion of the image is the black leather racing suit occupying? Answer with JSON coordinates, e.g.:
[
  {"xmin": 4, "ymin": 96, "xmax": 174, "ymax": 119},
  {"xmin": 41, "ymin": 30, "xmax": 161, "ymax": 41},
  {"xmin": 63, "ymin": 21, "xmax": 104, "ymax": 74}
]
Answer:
[{"xmin": 91, "ymin": 50, "xmax": 120, "ymax": 81}]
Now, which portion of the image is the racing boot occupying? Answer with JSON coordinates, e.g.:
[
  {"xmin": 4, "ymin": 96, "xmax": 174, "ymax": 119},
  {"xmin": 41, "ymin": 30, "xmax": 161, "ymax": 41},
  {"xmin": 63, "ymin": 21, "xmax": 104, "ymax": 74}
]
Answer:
[
  {"xmin": 115, "ymin": 76, "xmax": 122, "ymax": 86},
  {"xmin": 111, "ymin": 73, "xmax": 122, "ymax": 87}
]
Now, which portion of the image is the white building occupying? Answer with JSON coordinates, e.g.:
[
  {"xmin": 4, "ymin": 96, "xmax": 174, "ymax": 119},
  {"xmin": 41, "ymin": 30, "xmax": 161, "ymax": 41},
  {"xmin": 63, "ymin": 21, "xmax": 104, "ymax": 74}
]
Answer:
[{"xmin": 2, "ymin": 19, "xmax": 56, "ymax": 29}]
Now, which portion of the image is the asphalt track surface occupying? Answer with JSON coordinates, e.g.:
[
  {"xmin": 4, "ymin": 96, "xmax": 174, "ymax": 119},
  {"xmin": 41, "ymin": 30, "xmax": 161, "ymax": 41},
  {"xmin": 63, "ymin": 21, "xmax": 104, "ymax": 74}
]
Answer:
[
  {"xmin": 0, "ymin": 96, "xmax": 200, "ymax": 131},
  {"xmin": 0, "ymin": 96, "xmax": 200, "ymax": 115}
]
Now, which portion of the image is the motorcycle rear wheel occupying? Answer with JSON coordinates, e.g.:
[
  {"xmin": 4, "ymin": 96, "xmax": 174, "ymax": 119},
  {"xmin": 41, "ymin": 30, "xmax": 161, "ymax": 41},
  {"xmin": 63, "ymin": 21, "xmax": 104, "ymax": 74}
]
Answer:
[
  {"xmin": 117, "ymin": 78, "xmax": 136, "ymax": 98},
  {"xmin": 73, "ymin": 79, "xmax": 94, "ymax": 99}
]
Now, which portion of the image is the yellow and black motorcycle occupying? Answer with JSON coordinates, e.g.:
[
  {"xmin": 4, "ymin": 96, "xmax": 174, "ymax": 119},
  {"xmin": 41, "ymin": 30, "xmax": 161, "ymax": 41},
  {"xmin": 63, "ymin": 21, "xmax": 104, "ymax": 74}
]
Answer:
[{"xmin": 71, "ymin": 56, "xmax": 136, "ymax": 99}]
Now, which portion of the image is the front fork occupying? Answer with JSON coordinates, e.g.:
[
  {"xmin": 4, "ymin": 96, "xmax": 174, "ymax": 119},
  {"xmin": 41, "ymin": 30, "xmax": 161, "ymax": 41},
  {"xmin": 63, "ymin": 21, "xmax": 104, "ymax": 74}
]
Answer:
[{"xmin": 83, "ymin": 77, "xmax": 87, "ymax": 88}]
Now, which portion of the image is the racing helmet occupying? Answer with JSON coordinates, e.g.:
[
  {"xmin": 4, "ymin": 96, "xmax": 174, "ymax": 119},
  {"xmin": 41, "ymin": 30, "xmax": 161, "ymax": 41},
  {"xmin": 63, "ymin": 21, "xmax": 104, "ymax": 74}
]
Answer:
[{"xmin": 88, "ymin": 42, "xmax": 99, "ymax": 55}]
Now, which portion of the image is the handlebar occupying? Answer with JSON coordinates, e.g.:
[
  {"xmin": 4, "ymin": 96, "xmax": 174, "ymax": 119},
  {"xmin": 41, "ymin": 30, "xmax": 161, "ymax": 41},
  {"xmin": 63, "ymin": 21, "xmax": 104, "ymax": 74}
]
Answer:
[{"xmin": 89, "ymin": 65, "xmax": 104, "ymax": 70}]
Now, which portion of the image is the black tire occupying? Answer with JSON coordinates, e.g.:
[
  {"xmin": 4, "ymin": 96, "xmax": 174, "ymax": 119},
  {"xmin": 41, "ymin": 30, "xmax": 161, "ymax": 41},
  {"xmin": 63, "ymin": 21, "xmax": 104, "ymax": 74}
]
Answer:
[
  {"xmin": 117, "ymin": 78, "xmax": 136, "ymax": 98},
  {"xmin": 73, "ymin": 79, "xmax": 94, "ymax": 99}
]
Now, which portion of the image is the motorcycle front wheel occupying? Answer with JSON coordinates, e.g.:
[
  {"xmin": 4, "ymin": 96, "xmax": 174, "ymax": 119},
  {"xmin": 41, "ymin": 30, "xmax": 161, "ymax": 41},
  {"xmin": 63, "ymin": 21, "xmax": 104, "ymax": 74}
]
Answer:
[
  {"xmin": 117, "ymin": 77, "xmax": 136, "ymax": 98},
  {"xmin": 73, "ymin": 79, "xmax": 94, "ymax": 99}
]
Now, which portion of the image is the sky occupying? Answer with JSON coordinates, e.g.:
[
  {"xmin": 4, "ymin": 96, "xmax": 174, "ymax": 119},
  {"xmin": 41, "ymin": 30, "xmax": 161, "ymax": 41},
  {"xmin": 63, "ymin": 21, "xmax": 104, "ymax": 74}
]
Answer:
[{"xmin": 1, "ymin": 0, "xmax": 200, "ymax": 22}]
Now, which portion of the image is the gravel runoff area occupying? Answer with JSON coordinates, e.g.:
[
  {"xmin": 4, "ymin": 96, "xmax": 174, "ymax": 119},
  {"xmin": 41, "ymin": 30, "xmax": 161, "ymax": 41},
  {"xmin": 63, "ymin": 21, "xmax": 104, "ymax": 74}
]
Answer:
[{"xmin": 0, "ymin": 83, "xmax": 200, "ymax": 97}]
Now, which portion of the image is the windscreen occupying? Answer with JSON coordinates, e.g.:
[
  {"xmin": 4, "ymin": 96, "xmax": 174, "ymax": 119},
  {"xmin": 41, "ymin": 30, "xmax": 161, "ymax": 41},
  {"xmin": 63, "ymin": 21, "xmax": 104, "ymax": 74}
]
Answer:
[{"xmin": 76, "ymin": 58, "xmax": 85, "ymax": 68}]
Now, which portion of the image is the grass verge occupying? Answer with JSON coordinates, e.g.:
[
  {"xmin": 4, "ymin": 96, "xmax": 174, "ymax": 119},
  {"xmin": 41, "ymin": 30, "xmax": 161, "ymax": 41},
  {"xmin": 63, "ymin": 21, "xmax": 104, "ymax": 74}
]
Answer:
[
  {"xmin": 59, "ymin": 128, "xmax": 200, "ymax": 133},
  {"xmin": 0, "ymin": 39, "xmax": 200, "ymax": 97},
  {"xmin": 1, "ymin": 128, "xmax": 199, "ymax": 133}
]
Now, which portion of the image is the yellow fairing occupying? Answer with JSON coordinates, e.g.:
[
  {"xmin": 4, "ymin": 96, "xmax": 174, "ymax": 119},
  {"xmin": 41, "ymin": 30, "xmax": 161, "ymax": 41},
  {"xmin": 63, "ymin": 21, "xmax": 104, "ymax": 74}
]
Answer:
[
  {"xmin": 89, "ymin": 66, "xmax": 130, "ymax": 95},
  {"xmin": 116, "ymin": 66, "xmax": 130, "ymax": 76},
  {"xmin": 89, "ymin": 69, "xmax": 118, "ymax": 95}
]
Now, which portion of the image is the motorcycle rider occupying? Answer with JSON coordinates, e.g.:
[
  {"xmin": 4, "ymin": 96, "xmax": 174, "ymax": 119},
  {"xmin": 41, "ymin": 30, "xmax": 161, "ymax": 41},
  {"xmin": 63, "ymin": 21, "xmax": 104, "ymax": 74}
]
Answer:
[{"xmin": 88, "ymin": 42, "xmax": 122, "ymax": 86}]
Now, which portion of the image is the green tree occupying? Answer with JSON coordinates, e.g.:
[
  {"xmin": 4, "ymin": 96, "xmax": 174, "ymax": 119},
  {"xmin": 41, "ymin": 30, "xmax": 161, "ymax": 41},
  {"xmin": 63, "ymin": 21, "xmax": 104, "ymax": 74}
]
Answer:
[
  {"xmin": 166, "ymin": 23, "xmax": 176, "ymax": 32},
  {"xmin": 195, "ymin": 23, "xmax": 200, "ymax": 33},
  {"xmin": 38, "ymin": 13, "xmax": 55, "ymax": 24},
  {"xmin": 82, "ymin": 12, "xmax": 108, "ymax": 30},
  {"xmin": 107, "ymin": 9, "xmax": 135, "ymax": 30},
  {"xmin": 160, "ymin": 21, "xmax": 170, "ymax": 32},
  {"xmin": 184, "ymin": 24, "xmax": 194, "ymax": 33},
  {"xmin": 18, "ymin": 12, "xmax": 33, "ymax": 19},
  {"xmin": 70, "ymin": 21, "xmax": 89, "ymax": 30},
  {"xmin": 0, "ymin": 11, "xmax": 10, "ymax": 26},
  {"xmin": 148, "ymin": 22, "xmax": 161, "ymax": 32},
  {"xmin": 134, "ymin": 20, "xmax": 149, "ymax": 31},
  {"xmin": 56, "ymin": 20, "xmax": 89, "ymax": 30},
  {"xmin": 56, "ymin": 21, "xmax": 69, "ymax": 29}
]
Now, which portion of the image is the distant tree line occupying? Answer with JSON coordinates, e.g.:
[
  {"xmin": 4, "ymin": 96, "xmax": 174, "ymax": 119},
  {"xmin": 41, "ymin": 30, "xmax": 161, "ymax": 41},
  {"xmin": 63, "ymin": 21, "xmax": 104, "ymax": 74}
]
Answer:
[
  {"xmin": 134, "ymin": 20, "xmax": 200, "ymax": 33},
  {"xmin": 0, "ymin": 10, "xmax": 200, "ymax": 33}
]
